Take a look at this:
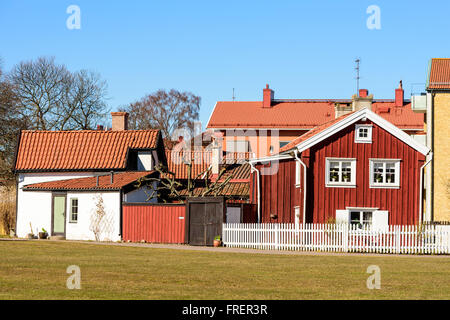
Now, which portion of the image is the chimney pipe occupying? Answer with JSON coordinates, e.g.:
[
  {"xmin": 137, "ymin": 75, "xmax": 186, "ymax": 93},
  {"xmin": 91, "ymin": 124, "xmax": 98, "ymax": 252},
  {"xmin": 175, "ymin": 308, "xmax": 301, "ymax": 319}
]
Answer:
[
  {"xmin": 395, "ymin": 80, "xmax": 404, "ymax": 107},
  {"xmin": 211, "ymin": 142, "xmax": 222, "ymax": 175},
  {"xmin": 263, "ymin": 84, "xmax": 274, "ymax": 108},
  {"xmin": 96, "ymin": 175, "xmax": 99, "ymax": 187},
  {"xmin": 111, "ymin": 112, "xmax": 129, "ymax": 131},
  {"xmin": 110, "ymin": 171, "xmax": 114, "ymax": 184}
]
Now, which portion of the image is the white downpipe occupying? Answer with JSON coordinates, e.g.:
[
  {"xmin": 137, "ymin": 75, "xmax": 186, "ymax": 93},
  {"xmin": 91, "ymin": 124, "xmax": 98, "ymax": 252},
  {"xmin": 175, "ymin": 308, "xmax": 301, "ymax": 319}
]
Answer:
[
  {"xmin": 249, "ymin": 162, "xmax": 261, "ymax": 223},
  {"xmin": 419, "ymin": 152, "xmax": 433, "ymax": 225},
  {"xmin": 294, "ymin": 150, "xmax": 307, "ymax": 226}
]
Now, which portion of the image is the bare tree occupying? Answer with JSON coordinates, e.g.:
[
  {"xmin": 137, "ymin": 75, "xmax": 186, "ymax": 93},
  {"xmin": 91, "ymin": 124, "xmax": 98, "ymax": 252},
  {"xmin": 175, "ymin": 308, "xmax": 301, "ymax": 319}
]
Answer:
[
  {"xmin": 61, "ymin": 70, "xmax": 109, "ymax": 130},
  {"xmin": 8, "ymin": 56, "xmax": 109, "ymax": 130},
  {"xmin": 121, "ymin": 89, "xmax": 200, "ymax": 138},
  {"xmin": 8, "ymin": 56, "xmax": 72, "ymax": 130},
  {"xmin": 136, "ymin": 162, "xmax": 233, "ymax": 203},
  {"xmin": 0, "ymin": 63, "xmax": 27, "ymax": 179}
]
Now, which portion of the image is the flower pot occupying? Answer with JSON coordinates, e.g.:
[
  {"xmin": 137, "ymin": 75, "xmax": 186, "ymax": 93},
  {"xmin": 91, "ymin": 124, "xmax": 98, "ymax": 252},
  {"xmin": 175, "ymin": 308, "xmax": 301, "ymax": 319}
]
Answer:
[
  {"xmin": 213, "ymin": 240, "xmax": 222, "ymax": 247},
  {"xmin": 38, "ymin": 232, "xmax": 48, "ymax": 239},
  {"xmin": 27, "ymin": 233, "xmax": 35, "ymax": 239}
]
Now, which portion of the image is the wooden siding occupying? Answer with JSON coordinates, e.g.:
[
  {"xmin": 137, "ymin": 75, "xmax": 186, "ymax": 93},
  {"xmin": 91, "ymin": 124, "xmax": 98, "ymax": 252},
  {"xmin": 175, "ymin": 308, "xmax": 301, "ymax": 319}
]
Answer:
[
  {"xmin": 253, "ymin": 159, "xmax": 302, "ymax": 223},
  {"xmin": 253, "ymin": 120, "xmax": 426, "ymax": 225},
  {"xmin": 122, "ymin": 204, "xmax": 186, "ymax": 243}
]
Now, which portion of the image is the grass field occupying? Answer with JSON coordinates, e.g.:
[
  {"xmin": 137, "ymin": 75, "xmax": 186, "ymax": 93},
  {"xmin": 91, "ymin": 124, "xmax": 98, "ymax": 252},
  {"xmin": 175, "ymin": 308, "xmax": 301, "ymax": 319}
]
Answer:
[{"xmin": 0, "ymin": 240, "xmax": 449, "ymax": 300}]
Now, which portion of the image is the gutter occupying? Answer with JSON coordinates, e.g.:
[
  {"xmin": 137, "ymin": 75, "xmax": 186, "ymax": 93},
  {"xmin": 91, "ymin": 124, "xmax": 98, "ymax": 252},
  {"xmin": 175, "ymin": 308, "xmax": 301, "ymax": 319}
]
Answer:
[
  {"xmin": 294, "ymin": 150, "xmax": 307, "ymax": 226},
  {"xmin": 419, "ymin": 152, "xmax": 433, "ymax": 225},
  {"xmin": 249, "ymin": 162, "xmax": 261, "ymax": 223}
]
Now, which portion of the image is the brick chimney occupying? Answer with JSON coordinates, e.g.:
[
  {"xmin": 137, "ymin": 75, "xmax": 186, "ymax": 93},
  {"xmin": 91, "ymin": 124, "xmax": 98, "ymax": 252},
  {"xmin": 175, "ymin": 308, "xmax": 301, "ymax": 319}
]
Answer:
[
  {"xmin": 111, "ymin": 112, "xmax": 128, "ymax": 131},
  {"xmin": 359, "ymin": 89, "xmax": 369, "ymax": 98},
  {"xmin": 395, "ymin": 80, "xmax": 404, "ymax": 107},
  {"xmin": 263, "ymin": 84, "xmax": 274, "ymax": 108},
  {"xmin": 351, "ymin": 89, "xmax": 373, "ymax": 112}
]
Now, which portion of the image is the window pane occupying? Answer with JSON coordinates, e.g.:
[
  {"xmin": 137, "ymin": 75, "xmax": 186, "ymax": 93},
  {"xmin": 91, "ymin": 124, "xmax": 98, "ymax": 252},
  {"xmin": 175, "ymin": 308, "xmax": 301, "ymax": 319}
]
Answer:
[
  {"xmin": 363, "ymin": 212, "xmax": 372, "ymax": 225},
  {"xmin": 359, "ymin": 128, "xmax": 368, "ymax": 138},
  {"xmin": 350, "ymin": 211, "xmax": 360, "ymax": 224},
  {"xmin": 341, "ymin": 162, "xmax": 352, "ymax": 182},
  {"xmin": 385, "ymin": 163, "xmax": 396, "ymax": 184},
  {"xmin": 71, "ymin": 199, "xmax": 78, "ymax": 222},
  {"xmin": 373, "ymin": 162, "xmax": 384, "ymax": 183},
  {"xmin": 329, "ymin": 162, "xmax": 340, "ymax": 182}
]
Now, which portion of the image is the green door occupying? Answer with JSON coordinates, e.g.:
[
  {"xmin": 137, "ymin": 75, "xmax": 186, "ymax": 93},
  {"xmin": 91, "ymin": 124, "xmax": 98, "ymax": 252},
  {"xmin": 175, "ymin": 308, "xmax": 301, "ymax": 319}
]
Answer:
[{"xmin": 52, "ymin": 195, "xmax": 66, "ymax": 235}]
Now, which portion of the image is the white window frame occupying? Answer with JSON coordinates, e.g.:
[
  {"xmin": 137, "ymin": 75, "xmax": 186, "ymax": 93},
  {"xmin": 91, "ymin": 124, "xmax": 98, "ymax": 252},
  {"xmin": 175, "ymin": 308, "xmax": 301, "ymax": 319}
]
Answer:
[
  {"xmin": 336, "ymin": 208, "xmax": 388, "ymax": 231},
  {"xmin": 355, "ymin": 124, "xmax": 372, "ymax": 143},
  {"xmin": 369, "ymin": 159, "xmax": 401, "ymax": 189},
  {"xmin": 69, "ymin": 198, "xmax": 78, "ymax": 223},
  {"xmin": 325, "ymin": 158, "xmax": 356, "ymax": 187}
]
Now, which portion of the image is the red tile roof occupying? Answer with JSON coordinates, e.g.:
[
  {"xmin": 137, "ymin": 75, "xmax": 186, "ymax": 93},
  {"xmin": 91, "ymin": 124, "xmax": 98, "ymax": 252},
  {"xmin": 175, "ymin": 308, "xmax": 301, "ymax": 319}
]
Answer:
[
  {"xmin": 15, "ymin": 130, "xmax": 160, "ymax": 172},
  {"xmin": 164, "ymin": 150, "xmax": 251, "ymax": 180},
  {"xmin": 427, "ymin": 58, "xmax": 450, "ymax": 90},
  {"xmin": 22, "ymin": 171, "xmax": 155, "ymax": 191},
  {"xmin": 207, "ymin": 100, "xmax": 424, "ymax": 130},
  {"xmin": 279, "ymin": 112, "xmax": 356, "ymax": 153}
]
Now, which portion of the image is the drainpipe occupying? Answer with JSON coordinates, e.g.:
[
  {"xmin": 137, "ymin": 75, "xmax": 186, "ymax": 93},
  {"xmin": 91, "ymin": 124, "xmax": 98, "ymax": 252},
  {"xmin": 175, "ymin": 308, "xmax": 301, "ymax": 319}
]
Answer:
[
  {"xmin": 294, "ymin": 150, "xmax": 307, "ymax": 226},
  {"xmin": 249, "ymin": 162, "xmax": 261, "ymax": 223},
  {"xmin": 419, "ymin": 152, "xmax": 433, "ymax": 225}
]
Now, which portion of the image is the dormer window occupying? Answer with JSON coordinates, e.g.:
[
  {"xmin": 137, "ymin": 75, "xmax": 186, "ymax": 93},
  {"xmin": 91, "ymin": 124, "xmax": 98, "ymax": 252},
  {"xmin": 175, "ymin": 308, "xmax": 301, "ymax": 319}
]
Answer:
[
  {"xmin": 355, "ymin": 124, "xmax": 372, "ymax": 143},
  {"xmin": 137, "ymin": 152, "xmax": 153, "ymax": 171}
]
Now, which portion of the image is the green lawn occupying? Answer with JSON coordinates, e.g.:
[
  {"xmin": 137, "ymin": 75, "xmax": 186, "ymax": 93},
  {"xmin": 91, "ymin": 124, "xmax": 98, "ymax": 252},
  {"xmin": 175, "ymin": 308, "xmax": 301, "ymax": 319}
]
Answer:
[{"xmin": 0, "ymin": 241, "xmax": 449, "ymax": 300}]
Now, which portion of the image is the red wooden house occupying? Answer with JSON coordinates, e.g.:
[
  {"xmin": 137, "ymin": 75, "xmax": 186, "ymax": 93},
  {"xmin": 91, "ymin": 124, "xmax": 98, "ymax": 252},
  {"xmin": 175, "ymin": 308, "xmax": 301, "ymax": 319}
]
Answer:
[{"xmin": 248, "ymin": 108, "xmax": 431, "ymax": 229}]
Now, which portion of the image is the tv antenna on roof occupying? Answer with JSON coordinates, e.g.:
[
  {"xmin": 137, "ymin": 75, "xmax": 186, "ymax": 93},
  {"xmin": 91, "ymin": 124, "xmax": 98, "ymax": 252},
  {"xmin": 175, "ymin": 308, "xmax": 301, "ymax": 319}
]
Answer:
[
  {"xmin": 232, "ymin": 88, "xmax": 235, "ymax": 101},
  {"xmin": 355, "ymin": 58, "xmax": 361, "ymax": 94}
]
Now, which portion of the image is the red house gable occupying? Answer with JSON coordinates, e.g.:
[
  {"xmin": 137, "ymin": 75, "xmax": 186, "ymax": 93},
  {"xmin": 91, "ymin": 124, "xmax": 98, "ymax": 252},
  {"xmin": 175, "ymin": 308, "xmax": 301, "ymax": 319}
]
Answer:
[{"xmin": 250, "ymin": 108, "xmax": 430, "ymax": 227}]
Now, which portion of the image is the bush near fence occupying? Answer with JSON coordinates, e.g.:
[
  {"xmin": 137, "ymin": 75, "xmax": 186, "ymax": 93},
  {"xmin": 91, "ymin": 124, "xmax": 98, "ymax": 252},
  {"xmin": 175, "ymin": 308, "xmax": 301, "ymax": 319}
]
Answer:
[{"xmin": 0, "ymin": 184, "xmax": 16, "ymax": 235}]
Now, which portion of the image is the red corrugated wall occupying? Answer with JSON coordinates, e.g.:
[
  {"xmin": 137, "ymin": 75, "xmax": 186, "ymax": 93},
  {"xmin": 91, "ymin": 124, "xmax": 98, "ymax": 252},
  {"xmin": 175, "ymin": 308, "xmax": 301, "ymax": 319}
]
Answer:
[
  {"xmin": 253, "ymin": 119, "xmax": 426, "ymax": 225},
  {"xmin": 122, "ymin": 204, "xmax": 186, "ymax": 243}
]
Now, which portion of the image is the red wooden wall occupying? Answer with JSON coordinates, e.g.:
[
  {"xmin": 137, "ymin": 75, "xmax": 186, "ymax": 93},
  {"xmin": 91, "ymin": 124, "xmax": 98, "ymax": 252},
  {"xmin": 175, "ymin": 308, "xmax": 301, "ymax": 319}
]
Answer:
[
  {"xmin": 253, "ymin": 120, "xmax": 425, "ymax": 225},
  {"xmin": 253, "ymin": 159, "xmax": 302, "ymax": 223},
  {"xmin": 122, "ymin": 204, "xmax": 186, "ymax": 243}
]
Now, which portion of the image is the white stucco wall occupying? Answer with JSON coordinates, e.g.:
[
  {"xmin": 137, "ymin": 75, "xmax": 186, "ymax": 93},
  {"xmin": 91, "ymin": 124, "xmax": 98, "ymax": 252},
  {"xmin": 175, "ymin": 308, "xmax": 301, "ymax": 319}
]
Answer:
[
  {"xmin": 16, "ymin": 190, "xmax": 53, "ymax": 237},
  {"xmin": 16, "ymin": 172, "xmax": 95, "ymax": 238},
  {"xmin": 65, "ymin": 192, "xmax": 121, "ymax": 241}
]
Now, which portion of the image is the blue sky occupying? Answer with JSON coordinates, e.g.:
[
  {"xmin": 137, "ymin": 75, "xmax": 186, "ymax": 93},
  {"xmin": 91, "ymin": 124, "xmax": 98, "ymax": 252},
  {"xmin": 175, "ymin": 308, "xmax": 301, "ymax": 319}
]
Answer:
[{"xmin": 1, "ymin": 0, "xmax": 449, "ymax": 128}]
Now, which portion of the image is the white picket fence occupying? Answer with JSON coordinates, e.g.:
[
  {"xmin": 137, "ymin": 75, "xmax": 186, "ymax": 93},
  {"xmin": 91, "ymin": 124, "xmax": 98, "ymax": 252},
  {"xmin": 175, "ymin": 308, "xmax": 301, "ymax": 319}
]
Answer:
[{"xmin": 222, "ymin": 223, "xmax": 450, "ymax": 254}]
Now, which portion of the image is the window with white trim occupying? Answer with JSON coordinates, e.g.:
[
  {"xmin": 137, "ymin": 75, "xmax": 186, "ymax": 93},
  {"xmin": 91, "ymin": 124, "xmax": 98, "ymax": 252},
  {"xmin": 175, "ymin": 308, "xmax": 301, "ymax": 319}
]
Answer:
[
  {"xmin": 370, "ymin": 159, "xmax": 400, "ymax": 188},
  {"xmin": 325, "ymin": 158, "xmax": 356, "ymax": 187},
  {"xmin": 70, "ymin": 198, "xmax": 78, "ymax": 223},
  {"xmin": 355, "ymin": 124, "xmax": 372, "ymax": 143}
]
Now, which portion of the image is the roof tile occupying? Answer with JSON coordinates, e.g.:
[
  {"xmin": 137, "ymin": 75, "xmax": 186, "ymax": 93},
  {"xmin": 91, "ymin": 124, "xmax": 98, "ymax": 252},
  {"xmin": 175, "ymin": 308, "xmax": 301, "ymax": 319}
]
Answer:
[{"xmin": 15, "ymin": 130, "xmax": 160, "ymax": 171}]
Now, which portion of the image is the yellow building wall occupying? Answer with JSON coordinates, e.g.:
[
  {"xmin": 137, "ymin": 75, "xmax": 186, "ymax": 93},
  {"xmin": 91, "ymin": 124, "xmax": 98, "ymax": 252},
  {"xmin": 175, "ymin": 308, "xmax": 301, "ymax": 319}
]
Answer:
[{"xmin": 433, "ymin": 93, "xmax": 450, "ymax": 221}]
